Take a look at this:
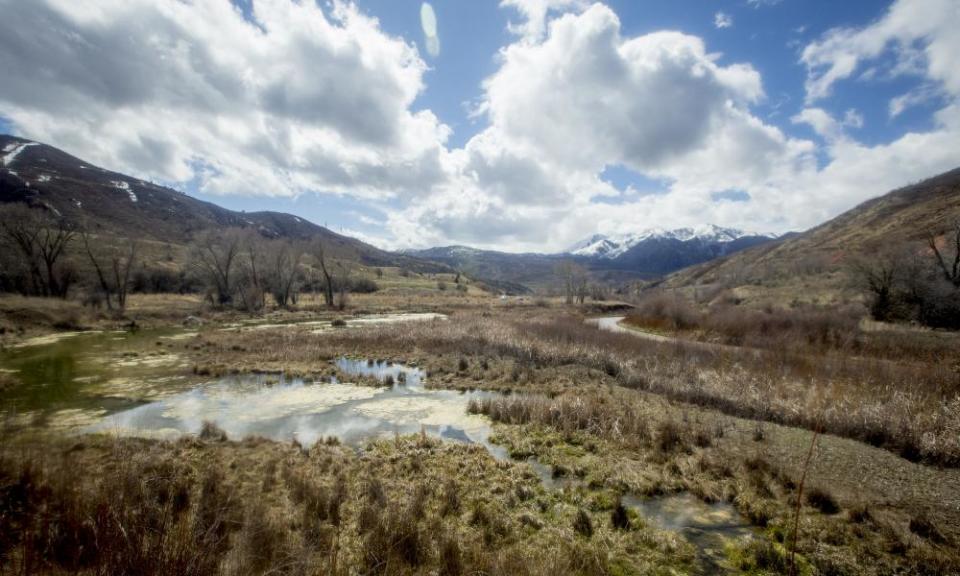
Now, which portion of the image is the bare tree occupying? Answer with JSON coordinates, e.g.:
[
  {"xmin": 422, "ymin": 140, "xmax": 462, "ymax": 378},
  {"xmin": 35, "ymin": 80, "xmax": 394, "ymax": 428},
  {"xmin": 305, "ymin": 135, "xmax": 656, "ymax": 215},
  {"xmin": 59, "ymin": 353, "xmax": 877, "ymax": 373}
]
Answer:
[
  {"xmin": 555, "ymin": 260, "xmax": 575, "ymax": 304},
  {"xmin": 312, "ymin": 239, "xmax": 335, "ymax": 307},
  {"xmin": 235, "ymin": 231, "xmax": 266, "ymax": 312},
  {"xmin": 81, "ymin": 231, "xmax": 138, "ymax": 310},
  {"xmin": 851, "ymin": 255, "xmax": 903, "ymax": 321},
  {"xmin": 574, "ymin": 270, "xmax": 589, "ymax": 304},
  {"xmin": 268, "ymin": 240, "xmax": 303, "ymax": 308},
  {"xmin": 189, "ymin": 229, "xmax": 242, "ymax": 306},
  {"xmin": 334, "ymin": 260, "xmax": 352, "ymax": 310},
  {"xmin": 928, "ymin": 223, "xmax": 960, "ymax": 288},
  {"xmin": 0, "ymin": 204, "xmax": 75, "ymax": 297},
  {"xmin": 556, "ymin": 260, "xmax": 589, "ymax": 304}
]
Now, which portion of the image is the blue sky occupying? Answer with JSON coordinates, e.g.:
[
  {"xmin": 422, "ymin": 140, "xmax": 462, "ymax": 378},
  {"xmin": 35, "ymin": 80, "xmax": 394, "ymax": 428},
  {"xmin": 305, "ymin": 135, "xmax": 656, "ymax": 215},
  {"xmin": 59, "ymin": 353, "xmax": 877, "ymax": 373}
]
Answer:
[{"xmin": 1, "ymin": 0, "xmax": 958, "ymax": 251}]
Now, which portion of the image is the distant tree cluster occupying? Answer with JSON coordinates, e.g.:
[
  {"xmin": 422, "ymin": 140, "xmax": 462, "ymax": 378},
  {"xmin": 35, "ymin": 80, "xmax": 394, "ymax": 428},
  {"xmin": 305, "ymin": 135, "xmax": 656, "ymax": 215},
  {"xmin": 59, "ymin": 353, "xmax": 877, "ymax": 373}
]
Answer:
[
  {"xmin": 189, "ymin": 229, "xmax": 377, "ymax": 311},
  {"xmin": 0, "ymin": 204, "xmax": 378, "ymax": 313},
  {"xmin": 556, "ymin": 260, "xmax": 588, "ymax": 304},
  {"xmin": 853, "ymin": 223, "xmax": 960, "ymax": 329}
]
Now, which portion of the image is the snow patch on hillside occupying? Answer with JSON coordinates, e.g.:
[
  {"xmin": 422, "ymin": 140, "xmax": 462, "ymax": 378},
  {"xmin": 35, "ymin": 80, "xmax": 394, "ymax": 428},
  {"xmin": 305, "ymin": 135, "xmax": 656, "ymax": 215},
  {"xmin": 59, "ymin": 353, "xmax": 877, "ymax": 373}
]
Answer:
[
  {"xmin": 112, "ymin": 180, "xmax": 138, "ymax": 202},
  {"xmin": 568, "ymin": 225, "xmax": 777, "ymax": 259},
  {"xmin": 2, "ymin": 142, "xmax": 38, "ymax": 167}
]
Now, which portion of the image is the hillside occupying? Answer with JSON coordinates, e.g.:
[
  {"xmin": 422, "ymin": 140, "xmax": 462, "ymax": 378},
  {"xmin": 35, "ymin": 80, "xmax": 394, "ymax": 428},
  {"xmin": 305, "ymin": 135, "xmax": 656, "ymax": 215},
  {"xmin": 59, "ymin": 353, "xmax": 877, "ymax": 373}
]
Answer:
[
  {"xmin": 660, "ymin": 167, "xmax": 960, "ymax": 306},
  {"xmin": 0, "ymin": 135, "xmax": 447, "ymax": 273}
]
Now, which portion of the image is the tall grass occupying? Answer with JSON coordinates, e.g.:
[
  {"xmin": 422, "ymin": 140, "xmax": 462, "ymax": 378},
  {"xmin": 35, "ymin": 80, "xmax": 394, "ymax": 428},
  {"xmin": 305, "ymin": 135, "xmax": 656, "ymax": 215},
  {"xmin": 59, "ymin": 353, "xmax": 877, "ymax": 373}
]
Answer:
[
  {"xmin": 1, "ymin": 434, "xmax": 673, "ymax": 576},
  {"xmin": 200, "ymin": 309, "xmax": 960, "ymax": 465}
]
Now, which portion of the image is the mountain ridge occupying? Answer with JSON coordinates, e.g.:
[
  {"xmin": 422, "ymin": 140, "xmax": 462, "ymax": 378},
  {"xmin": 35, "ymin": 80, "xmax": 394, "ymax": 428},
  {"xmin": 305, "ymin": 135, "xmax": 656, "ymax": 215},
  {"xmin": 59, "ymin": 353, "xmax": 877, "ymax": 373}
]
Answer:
[
  {"xmin": 0, "ymin": 134, "xmax": 449, "ymax": 273},
  {"xmin": 567, "ymin": 225, "xmax": 778, "ymax": 259}
]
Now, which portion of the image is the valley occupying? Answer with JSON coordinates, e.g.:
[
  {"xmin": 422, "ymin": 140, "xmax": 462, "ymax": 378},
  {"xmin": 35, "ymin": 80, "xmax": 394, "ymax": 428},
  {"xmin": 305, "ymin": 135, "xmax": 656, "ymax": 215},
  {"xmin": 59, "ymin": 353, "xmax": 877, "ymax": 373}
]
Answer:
[
  {"xmin": 1, "ymin": 133, "xmax": 960, "ymax": 575},
  {"xmin": 4, "ymin": 0, "xmax": 960, "ymax": 573}
]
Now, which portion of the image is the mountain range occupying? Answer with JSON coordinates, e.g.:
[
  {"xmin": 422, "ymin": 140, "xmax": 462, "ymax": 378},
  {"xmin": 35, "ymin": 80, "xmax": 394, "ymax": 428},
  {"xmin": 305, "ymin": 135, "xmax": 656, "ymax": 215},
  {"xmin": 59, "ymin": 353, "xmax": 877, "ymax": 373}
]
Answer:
[
  {"xmin": 0, "ymin": 134, "xmax": 782, "ymax": 292},
  {"xmin": 405, "ymin": 227, "xmax": 778, "ymax": 292},
  {"xmin": 567, "ymin": 225, "xmax": 776, "ymax": 259},
  {"xmin": 3, "ymin": 134, "xmax": 955, "ymax": 298}
]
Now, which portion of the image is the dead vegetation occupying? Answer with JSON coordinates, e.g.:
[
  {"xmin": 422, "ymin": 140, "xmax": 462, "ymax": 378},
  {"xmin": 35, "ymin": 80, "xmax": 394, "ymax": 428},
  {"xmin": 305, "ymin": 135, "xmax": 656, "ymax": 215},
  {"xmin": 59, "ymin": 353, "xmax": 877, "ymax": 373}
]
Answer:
[
  {"xmin": 193, "ymin": 308, "xmax": 960, "ymax": 466},
  {"xmin": 0, "ymin": 434, "xmax": 700, "ymax": 576},
  {"xmin": 473, "ymin": 388, "xmax": 960, "ymax": 576}
]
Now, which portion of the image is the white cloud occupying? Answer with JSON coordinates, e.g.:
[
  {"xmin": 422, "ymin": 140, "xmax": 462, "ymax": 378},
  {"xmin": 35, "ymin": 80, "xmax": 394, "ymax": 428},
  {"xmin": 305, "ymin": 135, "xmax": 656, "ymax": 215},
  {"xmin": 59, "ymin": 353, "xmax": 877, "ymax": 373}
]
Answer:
[
  {"xmin": 1, "ymin": 0, "xmax": 959, "ymax": 254},
  {"xmin": 889, "ymin": 83, "xmax": 942, "ymax": 117},
  {"xmin": 843, "ymin": 108, "xmax": 864, "ymax": 129},
  {"xmin": 387, "ymin": 4, "xmax": 816, "ymax": 250},
  {"xmin": 500, "ymin": 0, "xmax": 587, "ymax": 41},
  {"xmin": 391, "ymin": 1, "xmax": 960, "ymax": 252},
  {"xmin": 714, "ymin": 12, "xmax": 733, "ymax": 29},
  {"xmin": 0, "ymin": 0, "xmax": 450, "ymax": 199},
  {"xmin": 801, "ymin": 0, "xmax": 960, "ymax": 102}
]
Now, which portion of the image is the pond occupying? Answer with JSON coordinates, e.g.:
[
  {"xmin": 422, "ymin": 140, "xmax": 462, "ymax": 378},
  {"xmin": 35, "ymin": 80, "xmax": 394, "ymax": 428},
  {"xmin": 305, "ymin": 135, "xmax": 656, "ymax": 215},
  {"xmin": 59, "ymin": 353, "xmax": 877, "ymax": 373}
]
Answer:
[{"xmin": 86, "ymin": 360, "xmax": 502, "ymax": 448}]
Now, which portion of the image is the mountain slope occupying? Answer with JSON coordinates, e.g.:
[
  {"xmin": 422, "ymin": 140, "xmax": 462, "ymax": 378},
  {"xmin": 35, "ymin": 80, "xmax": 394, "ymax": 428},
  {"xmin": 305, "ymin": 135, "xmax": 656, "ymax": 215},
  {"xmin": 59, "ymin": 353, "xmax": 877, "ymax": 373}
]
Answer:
[
  {"xmin": 660, "ymin": 167, "xmax": 960, "ymax": 305},
  {"xmin": 0, "ymin": 135, "xmax": 446, "ymax": 272}
]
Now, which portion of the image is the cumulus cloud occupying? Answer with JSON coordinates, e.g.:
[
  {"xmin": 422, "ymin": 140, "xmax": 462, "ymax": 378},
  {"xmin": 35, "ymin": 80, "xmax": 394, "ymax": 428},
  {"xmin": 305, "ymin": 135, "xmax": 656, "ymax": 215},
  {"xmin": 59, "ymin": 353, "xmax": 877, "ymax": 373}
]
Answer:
[
  {"xmin": 390, "ymin": 1, "xmax": 960, "ymax": 251},
  {"xmin": 0, "ymin": 0, "xmax": 450, "ymax": 198},
  {"xmin": 1, "ymin": 0, "xmax": 959, "ymax": 253},
  {"xmin": 387, "ymin": 4, "xmax": 814, "ymax": 250}
]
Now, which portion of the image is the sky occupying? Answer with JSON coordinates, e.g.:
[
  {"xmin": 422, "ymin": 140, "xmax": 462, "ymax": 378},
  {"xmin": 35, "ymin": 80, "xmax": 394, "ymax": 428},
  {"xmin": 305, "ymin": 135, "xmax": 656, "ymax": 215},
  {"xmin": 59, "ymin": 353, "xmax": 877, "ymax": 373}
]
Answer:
[{"xmin": 0, "ymin": 0, "xmax": 958, "ymax": 252}]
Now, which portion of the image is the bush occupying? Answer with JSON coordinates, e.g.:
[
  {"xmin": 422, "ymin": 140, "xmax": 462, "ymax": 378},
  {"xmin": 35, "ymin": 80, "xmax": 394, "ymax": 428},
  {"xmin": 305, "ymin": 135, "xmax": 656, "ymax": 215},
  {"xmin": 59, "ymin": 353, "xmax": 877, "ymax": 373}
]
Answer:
[
  {"xmin": 199, "ymin": 420, "xmax": 227, "ymax": 442},
  {"xmin": 350, "ymin": 277, "xmax": 380, "ymax": 294},
  {"xmin": 806, "ymin": 487, "xmax": 840, "ymax": 514},
  {"xmin": 627, "ymin": 292, "xmax": 700, "ymax": 331},
  {"xmin": 573, "ymin": 509, "xmax": 593, "ymax": 537},
  {"xmin": 610, "ymin": 499, "xmax": 630, "ymax": 530}
]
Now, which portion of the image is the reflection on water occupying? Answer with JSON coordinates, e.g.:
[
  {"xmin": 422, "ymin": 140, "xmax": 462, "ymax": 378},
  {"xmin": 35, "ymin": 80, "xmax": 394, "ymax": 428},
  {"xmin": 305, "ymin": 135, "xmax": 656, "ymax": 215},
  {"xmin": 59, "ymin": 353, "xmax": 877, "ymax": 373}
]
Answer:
[
  {"xmin": 221, "ymin": 312, "xmax": 448, "ymax": 333},
  {"xmin": 333, "ymin": 358, "xmax": 423, "ymax": 389},
  {"xmin": 623, "ymin": 493, "xmax": 753, "ymax": 568},
  {"xmin": 0, "ymin": 328, "xmax": 188, "ymax": 418},
  {"xmin": 89, "ymin": 361, "xmax": 500, "ymax": 448}
]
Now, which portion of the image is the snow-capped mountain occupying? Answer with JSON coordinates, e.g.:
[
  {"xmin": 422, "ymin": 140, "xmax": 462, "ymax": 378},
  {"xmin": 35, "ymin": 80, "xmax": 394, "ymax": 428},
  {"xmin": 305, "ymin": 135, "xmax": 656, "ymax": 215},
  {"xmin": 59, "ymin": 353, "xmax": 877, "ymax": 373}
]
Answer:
[{"xmin": 567, "ymin": 225, "xmax": 777, "ymax": 259}]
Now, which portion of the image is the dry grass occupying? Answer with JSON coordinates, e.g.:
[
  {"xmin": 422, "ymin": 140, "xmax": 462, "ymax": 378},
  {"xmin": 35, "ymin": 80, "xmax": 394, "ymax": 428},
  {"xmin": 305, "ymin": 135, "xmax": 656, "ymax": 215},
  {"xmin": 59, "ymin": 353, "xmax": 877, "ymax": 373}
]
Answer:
[
  {"xmin": 625, "ymin": 293, "xmax": 960, "ymax": 364},
  {"xmin": 479, "ymin": 388, "xmax": 960, "ymax": 576},
  {"xmin": 0, "ymin": 433, "xmax": 699, "ymax": 576},
  {"xmin": 193, "ymin": 308, "xmax": 960, "ymax": 466}
]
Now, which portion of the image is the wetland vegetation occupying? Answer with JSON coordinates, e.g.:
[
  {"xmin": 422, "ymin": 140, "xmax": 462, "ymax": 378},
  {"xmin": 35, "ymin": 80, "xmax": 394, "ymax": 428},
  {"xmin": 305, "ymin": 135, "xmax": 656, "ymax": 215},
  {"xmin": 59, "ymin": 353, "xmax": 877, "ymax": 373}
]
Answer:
[{"xmin": 2, "ymin": 288, "xmax": 959, "ymax": 575}]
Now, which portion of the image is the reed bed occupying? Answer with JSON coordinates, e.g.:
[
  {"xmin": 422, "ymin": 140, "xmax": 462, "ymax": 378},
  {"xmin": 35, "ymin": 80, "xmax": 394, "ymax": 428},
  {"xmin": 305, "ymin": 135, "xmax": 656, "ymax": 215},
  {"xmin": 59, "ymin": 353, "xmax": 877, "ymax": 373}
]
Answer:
[{"xmin": 199, "ymin": 309, "xmax": 960, "ymax": 466}]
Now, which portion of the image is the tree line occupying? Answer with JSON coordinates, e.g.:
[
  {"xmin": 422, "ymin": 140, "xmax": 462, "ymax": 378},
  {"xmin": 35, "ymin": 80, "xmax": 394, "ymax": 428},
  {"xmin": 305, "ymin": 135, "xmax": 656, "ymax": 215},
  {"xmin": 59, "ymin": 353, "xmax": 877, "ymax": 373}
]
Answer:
[{"xmin": 0, "ymin": 204, "xmax": 376, "ymax": 312}]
